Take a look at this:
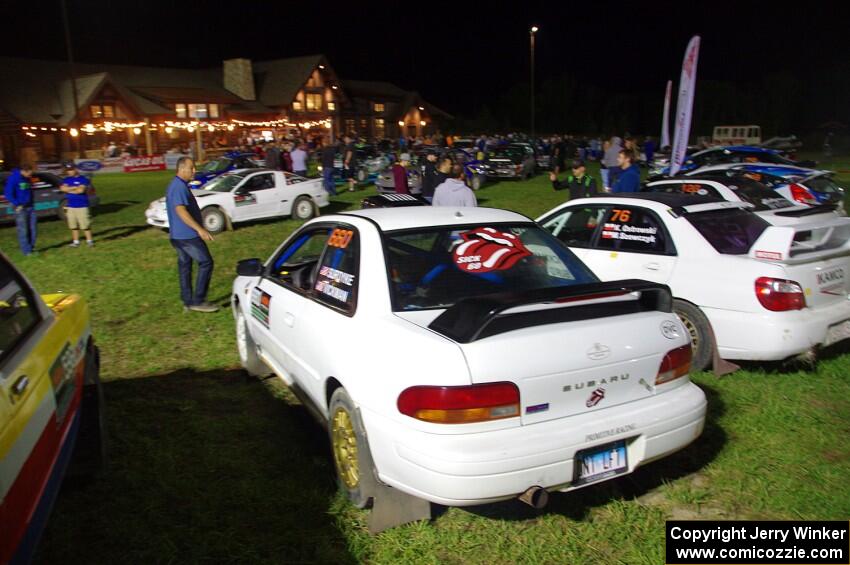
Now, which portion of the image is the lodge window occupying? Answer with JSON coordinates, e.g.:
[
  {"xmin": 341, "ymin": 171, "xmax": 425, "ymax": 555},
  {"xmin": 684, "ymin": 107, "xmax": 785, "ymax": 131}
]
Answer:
[
  {"xmin": 188, "ymin": 103, "xmax": 208, "ymax": 118},
  {"xmin": 209, "ymin": 104, "xmax": 220, "ymax": 118},
  {"xmin": 345, "ymin": 119, "xmax": 355, "ymax": 133},
  {"xmin": 306, "ymin": 93, "xmax": 323, "ymax": 111},
  {"xmin": 175, "ymin": 103, "xmax": 187, "ymax": 118},
  {"xmin": 292, "ymin": 101, "xmax": 303, "ymax": 111},
  {"xmin": 373, "ymin": 103, "xmax": 385, "ymax": 113},
  {"xmin": 90, "ymin": 104, "xmax": 115, "ymax": 119},
  {"xmin": 374, "ymin": 118, "xmax": 385, "ymax": 139},
  {"xmin": 359, "ymin": 119, "xmax": 368, "ymax": 132},
  {"xmin": 174, "ymin": 103, "xmax": 219, "ymax": 119},
  {"xmin": 327, "ymin": 101, "xmax": 336, "ymax": 111}
]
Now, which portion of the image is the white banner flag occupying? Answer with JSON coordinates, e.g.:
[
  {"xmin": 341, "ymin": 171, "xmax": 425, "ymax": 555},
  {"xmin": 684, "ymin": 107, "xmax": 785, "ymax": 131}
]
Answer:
[
  {"xmin": 661, "ymin": 80, "xmax": 672, "ymax": 149},
  {"xmin": 669, "ymin": 36, "xmax": 700, "ymax": 176}
]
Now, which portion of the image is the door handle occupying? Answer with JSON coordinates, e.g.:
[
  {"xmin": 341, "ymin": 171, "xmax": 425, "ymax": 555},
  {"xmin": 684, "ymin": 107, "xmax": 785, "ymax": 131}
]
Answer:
[
  {"xmin": 643, "ymin": 262, "xmax": 661, "ymax": 271},
  {"xmin": 10, "ymin": 375, "xmax": 29, "ymax": 403},
  {"xmin": 283, "ymin": 312, "xmax": 295, "ymax": 328}
]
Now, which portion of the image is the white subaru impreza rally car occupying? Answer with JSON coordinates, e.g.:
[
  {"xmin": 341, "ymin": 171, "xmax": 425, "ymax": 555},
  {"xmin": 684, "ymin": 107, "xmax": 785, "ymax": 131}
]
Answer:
[{"xmin": 231, "ymin": 207, "xmax": 706, "ymax": 511}]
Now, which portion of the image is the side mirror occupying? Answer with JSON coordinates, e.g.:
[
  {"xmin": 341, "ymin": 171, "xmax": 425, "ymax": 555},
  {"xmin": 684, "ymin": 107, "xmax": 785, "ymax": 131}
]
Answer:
[{"xmin": 236, "ymin": 258, "xmax": 264, "ymax": 277}]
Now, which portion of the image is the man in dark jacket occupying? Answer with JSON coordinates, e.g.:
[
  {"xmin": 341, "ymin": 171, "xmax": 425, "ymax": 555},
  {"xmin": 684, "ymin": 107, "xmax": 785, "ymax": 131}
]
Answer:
[
  {"xmin": 611, "ymin": 149, "xmax": 641, "ymax": 193},
  {"xmin": 420, "ymin": 150, "xmax": 440, "ymax": 203},
  {"xmin": 320, "ymin": 137, "xmax": 337, "ymax": 196},
  {"xmin": 550, "ymin": 159, "xmax": 597, "ymax": 199},
  {"xmin": 265, "ymin": 141, "xmax": 282, "ymax": 171},
  {"xmin": 4, "ymin": 164, "xmax": 36, "ymax": 255}
]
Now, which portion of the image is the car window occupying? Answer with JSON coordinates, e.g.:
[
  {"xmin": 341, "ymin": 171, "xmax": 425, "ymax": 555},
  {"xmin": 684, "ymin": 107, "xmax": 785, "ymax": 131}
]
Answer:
[
  {"xmin": 805, "ymin": 175, "xmax": 844, "ymax": 194},
  {"xmin": 313, "ymin": 226, "xmax": 359, "ymax": 314},
  {"xmin": 384, "ymin": 223, "xmax": 598, "ymax": 311},
  {"xmin": 722, "ymin": 178, "xmax": 794, "ymax": 210},
  {"xmin": 686, "ymin": 209, "xmax": 768, "ymax": 254},
  {"xmin": 648, "ymin": 182, "xmax": 721, "ymax": 198},
  {"xmin": 595, "ymin": 206, "xmax": 674, "ymax": 255},
  {"xmin": 0, "ymin": 259, "xmax": 42, "ymax": 366},
  {"xmin": 200, "ymin": 158, "xmax": 232, "ymax": 173},
  {"xmin": 203, "ymin": 173, "xmax": 245, "ymax": 192},
  {"xmin": 282, "ymin": 171, "xmax": 307, "ymax": 184},
  {"xmin": 269, "ymin": 229, "xmax": 331, "ymax": 291},
  {"xmin": 540, "ymin": 205, "xmax": 608, "ymax": 248},
  {"xmin": 244, "ymin": 173, "xmax": 275, "ymax": 191}
]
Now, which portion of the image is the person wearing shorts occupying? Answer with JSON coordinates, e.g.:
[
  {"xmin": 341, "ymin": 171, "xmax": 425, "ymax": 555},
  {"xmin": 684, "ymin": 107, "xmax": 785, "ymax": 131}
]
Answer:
[{"xmin": 60, "ymin": 163, "xmax": 94, "ymax": 247}]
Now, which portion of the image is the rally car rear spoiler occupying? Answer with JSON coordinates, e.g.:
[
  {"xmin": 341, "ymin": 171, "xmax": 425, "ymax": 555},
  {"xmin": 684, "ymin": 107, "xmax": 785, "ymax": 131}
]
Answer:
[
  {"xmin": 428, "ymin": 280, "xmax": 672, "ymax": 343},
  {"xmin": 749, "ymin": 217, "xmax": 850, "ymax": 264}
]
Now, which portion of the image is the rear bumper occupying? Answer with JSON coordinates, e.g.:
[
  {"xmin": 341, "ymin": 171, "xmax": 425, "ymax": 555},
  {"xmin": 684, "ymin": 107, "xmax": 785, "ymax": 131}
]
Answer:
[
  {"xmin": 707, "ymin": 299, "xmax": 850, "ymax": 360},
  {"xmin": 361, "ymin": 381, "xmax": 706, "ymax": 506}
]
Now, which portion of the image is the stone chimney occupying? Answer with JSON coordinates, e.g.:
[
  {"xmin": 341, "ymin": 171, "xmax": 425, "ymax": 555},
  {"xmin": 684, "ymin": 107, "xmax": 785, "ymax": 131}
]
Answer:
[{"xmin": 223, "ymin": 58, "xmax": 255, "ymax": 101}]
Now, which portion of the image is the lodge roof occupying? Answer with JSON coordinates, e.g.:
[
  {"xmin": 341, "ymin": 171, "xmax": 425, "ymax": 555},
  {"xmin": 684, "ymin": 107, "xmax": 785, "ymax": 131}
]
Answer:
[{"xmin": 0, "ymin": 55, "xmax": 449, "ymax": 125}]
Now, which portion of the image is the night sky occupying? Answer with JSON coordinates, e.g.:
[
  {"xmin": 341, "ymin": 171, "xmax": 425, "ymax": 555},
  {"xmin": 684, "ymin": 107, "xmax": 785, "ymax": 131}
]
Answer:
[{"xmin": 5, "ymin": 0, "xmax": 849, "ymax": 117}]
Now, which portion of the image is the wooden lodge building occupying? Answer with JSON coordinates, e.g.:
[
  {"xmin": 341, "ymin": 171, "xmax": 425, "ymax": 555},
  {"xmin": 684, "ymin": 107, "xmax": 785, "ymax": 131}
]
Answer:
[{"xmin": 0, "ymin": 54, "xmax": 451, "ymax": 166}]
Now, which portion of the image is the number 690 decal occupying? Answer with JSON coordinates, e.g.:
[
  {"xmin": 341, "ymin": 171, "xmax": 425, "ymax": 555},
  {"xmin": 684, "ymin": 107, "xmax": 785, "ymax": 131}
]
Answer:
[{"xmin": 328, "ymin": 229, "xmax": 354, "ymax": 248}]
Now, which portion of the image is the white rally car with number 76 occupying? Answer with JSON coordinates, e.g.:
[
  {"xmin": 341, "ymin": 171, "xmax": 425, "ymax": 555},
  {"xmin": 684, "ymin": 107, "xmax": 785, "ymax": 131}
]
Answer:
[{"xmin": 231, "ymin": 206, "xmax": 706, "ymax": 512}]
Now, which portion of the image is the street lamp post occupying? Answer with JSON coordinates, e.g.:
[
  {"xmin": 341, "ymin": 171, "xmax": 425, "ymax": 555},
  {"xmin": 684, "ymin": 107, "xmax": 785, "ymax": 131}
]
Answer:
[{"xmin": 530, "ymin": 26, "xmax": 538, "ymax": 140}]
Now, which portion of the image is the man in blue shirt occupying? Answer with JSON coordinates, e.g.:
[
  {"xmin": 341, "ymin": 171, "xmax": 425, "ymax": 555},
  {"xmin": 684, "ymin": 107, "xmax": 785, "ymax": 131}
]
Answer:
[
  {"xmin": 611, "ymin": 149, "xmax": 641, "ymax": 193},
  {"xmin": 60, "ymin": 163, "xmax": 94, "ymax": 247},
  {"xmin": 167, "ymin": 157, "xmax": 218, "ymax": 313},
  {"xmin": 4, "ymin": 164, "xmax": 36, "ymax": 255}
]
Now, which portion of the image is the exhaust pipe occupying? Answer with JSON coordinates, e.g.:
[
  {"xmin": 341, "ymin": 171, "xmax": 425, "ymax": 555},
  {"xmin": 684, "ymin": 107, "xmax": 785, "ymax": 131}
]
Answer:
[{"xmin": 518, "ymin": 486, "xmax": 549, "ymax": 509}]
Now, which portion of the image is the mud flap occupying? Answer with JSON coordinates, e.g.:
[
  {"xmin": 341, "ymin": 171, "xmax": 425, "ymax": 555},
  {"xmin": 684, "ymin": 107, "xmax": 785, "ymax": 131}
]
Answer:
[
  {"xmin": 709, "ymin": 325, "xmax": 739, "ymax": 377},
  {"xmin": 367, "ymin": 484, "xmax": 432, "ymax": 534}
]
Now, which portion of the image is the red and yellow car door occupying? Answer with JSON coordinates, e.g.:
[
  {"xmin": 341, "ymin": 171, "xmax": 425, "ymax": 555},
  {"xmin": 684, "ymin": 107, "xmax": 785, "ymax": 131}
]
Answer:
[{"xmin": 0, "ymin": 257, "xmax": 91, "ymax": 564}]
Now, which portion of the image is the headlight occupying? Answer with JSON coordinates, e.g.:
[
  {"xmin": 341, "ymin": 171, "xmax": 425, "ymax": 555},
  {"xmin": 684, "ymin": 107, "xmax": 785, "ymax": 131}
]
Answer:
[{"xmin": 317, "ymin": 165, "xmax": 323, "ymax": 171}]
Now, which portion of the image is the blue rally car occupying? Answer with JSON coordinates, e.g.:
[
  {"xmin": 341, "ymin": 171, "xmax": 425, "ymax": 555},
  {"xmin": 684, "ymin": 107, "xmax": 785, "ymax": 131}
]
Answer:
[
  {"xmin": 189, "ymin": 152, "xmax": 261, "ymax": 188},
  {"xmin": 650, "ymin": 145, "xmax": 814, "ymax": 178}
]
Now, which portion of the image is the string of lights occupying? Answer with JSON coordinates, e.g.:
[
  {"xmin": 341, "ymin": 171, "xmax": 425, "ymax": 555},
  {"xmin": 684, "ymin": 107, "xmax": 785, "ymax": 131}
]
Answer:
[{"xmin": 20, "ymin": 117, "xmax": 333, "ymax": 136}]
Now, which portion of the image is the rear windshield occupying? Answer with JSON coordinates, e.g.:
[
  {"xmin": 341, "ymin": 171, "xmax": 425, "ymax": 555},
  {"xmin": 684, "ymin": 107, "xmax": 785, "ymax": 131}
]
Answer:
[
  {"xmin": 722, "ymin": 178, "xmax": 794, "ymax": 210},
  {"xmin": 686, "ymin": 209, "xmax": 769, "ymax": 254},
  {"xmin": 805, "ymin": 175, "xmax": 844, "ymax": 194},
  {"xmin": 384, "ymin": 224, "xmax": 598, "ymax": 311}
]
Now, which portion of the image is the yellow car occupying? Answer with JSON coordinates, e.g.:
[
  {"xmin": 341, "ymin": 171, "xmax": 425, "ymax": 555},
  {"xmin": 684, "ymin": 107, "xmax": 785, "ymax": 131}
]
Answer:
[{"xmin": 0, "ymin": 251, "xmax": 103, "ymax": 564}]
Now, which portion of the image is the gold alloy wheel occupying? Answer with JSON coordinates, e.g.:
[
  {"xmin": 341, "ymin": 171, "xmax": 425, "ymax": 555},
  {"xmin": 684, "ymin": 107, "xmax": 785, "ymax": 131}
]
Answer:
[
  {"xmin": 331, "ymin": 408, "xmax": 359, "ymax": 489},
  {"xmin": 677, "ymin": 312, "xmax": 701, "ymax": 350}
]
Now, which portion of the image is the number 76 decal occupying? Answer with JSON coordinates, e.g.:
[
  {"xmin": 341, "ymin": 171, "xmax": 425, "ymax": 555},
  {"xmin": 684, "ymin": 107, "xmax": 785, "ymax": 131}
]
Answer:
[{"xmin": 609, "ymin": 209, "xmax": 632, "ymax": 222}]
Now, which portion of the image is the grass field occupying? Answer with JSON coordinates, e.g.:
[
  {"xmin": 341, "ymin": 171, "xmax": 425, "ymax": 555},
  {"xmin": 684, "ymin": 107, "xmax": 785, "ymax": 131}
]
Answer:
[{"xmin": 2, "ymin": 158, "xmax": 849, "ymax": 564}]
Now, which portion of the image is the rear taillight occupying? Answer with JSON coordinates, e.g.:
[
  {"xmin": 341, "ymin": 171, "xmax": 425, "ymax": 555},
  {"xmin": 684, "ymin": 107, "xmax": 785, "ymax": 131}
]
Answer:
[
  {"xmin": 397, "ymin": 382, "xmax": 520, "ymax": 424},
  {"xmin": 656, "ymin": 344, "xmax": 692, "ymax": 384},
  {"xmin": 789, "ymin": 183, "xmax": 816, "ymax": 205},
  {"xmin": 755, "ymin": 277, "xmax": 806, "ymax": 311}
]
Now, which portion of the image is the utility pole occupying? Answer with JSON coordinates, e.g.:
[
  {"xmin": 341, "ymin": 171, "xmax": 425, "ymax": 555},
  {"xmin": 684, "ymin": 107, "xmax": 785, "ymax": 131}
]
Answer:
[
  {"xmin": 530, "ymin": 26, "xmax": 539, "ymax": 140},
  {"xmin": 61, "ymin": 0, "xmax": 82, "ymax": 158}
]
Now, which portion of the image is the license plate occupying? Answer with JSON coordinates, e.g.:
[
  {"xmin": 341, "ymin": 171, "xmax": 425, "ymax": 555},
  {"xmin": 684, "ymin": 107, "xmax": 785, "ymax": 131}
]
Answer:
[
  {"xmin": 574, "ymin": 440, "xmax": 628, "ymax": 486},
  {"xmin": 825, "ymin": 319, "xmax": 850, "ymax": 346}
]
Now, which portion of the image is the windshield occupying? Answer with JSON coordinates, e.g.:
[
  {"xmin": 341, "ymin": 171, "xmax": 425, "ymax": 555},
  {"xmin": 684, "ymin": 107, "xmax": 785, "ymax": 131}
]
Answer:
[
  {"xmin": 384, "ymin": 223, "xmax": 598, "ymax": 311},
  {"xmin": 199, "ymin": 158, "xmax": 232, "ymax": 173},
  {"xmin": 686, "ymin": 209, "xmax": 768, "ymax": 254},
  {"xmin": 805, "ymin": 175, "xmax": 844, "ymax": 194},
  {"xmin": 203, "ymin": 173, "xmax": 245, "ymax": 192},
  {"xmin": 490, "ymin": 148, "xmax": 523, "ymax": 159}
]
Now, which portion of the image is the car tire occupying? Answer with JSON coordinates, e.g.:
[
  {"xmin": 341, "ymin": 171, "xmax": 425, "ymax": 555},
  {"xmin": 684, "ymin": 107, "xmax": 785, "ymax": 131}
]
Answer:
[
  {"xmin": 471, "ymin": 174, "xmax": 483, "ymax": 191},
  {"xmin": 69, "ymin": 342, "xmax": 106, "ymax": 477},
  {"xmin": 236, "ymin": 310, "xmax": 270, "ymax": 378},
  {"xmin": 673, "ymin": 299, "xmax": 714, "ymax": 372},
  {"xmin": 329, "ymin": 387, "xmax": 378, "ymax": 509},
  {"xmin": 291, "ymin": 196, "xmax": 316, "ymax": 221},
  {"xmin": 202, "ymin": 207, "xmax": 227, "ymax": 234}
]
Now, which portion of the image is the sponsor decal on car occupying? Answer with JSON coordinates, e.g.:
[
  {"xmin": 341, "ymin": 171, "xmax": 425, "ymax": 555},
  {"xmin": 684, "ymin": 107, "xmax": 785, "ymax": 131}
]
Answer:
[
  {"xmin": 585, "ymin": 423, "xmax": 637, "ymax": 443},
  {"xmin": 250, "ymin": 287, "xmax": 272, "ymax": 328},
  {"xmin": 319, "ymin": 266, "xmax": 355, "ymax": 286},
  {"xmin": 453, "ymin": 227, "xmax": 532, "ymax": 273},
  {"xmin": 817, "ymin": 267, "xmax": 845, "ymax": 295},
  {"xmin": 586, "ymin": 387, "xmax": 606, "ymax": 408},
  {"xmin": 754, "ymin": 250, "xmax": 783, "ymax": 260},
  {"xmin": 48, "ymin": 336, "xmax": 87, "ymax": 422}
]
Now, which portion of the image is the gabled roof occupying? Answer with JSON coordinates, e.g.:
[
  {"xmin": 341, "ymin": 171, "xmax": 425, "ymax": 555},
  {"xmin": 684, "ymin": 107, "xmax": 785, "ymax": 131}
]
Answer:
[
  {"xmin": 342, "ymin": 79, "xmax": 452, "ymax": 119},
  {"xmin": 252, "ymin": 54, "xmax": 326, "ymax": 107}
]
